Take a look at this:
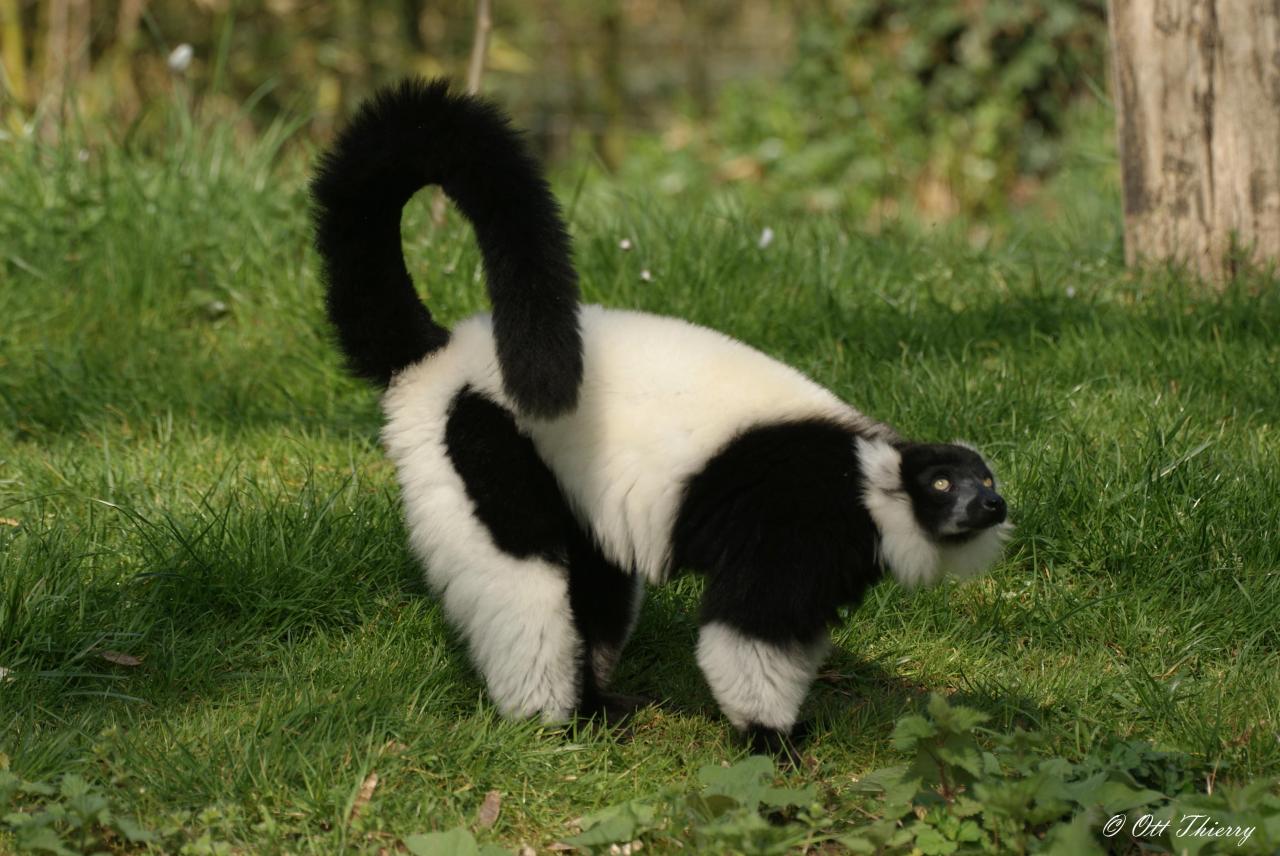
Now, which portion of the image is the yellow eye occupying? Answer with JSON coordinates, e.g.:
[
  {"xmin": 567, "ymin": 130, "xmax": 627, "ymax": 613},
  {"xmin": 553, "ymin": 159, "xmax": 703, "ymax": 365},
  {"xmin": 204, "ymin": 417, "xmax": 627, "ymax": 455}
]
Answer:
[
  {"xmin": 982, "ymin": 477, "xmax": 994, "ymax": 488},
  {"xmin": 932, "ymin": 478, "xmax": 951, "ymax": 491}
]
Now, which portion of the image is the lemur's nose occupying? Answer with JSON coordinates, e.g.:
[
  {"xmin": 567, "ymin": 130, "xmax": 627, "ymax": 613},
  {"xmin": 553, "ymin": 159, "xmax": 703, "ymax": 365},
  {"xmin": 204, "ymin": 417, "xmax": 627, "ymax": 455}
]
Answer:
[{"xmin": 966, "ymin": 491, "xmax": 1006, "ymax": 528}]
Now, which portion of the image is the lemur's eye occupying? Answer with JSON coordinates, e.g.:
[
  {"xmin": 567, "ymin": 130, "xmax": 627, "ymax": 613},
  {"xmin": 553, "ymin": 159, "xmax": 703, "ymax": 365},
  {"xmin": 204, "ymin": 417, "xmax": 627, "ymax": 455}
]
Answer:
[
  {"xmin": 982, "ymin": 477, "xmax": 994, "ymax": 488},
  {"xmin": 932, "ymin": 478, "xmax": 951, "ymax": 491}
]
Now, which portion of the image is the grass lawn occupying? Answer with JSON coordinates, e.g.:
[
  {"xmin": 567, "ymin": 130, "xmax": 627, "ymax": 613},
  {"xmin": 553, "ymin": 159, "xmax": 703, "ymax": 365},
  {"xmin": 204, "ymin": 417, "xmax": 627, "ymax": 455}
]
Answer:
[{"xmin": 2, "ymin": 113, "xmax": 1278, "ymax": 853}]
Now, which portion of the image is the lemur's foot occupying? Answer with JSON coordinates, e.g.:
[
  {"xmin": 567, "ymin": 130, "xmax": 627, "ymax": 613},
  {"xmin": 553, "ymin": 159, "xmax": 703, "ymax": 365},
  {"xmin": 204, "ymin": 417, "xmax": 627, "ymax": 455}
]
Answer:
[
  {"xmin": 742, "ymin": 719, "xmax": 811, "ymax": 767},
  {"xmin": 601, "ymin": 691, "xmax": 659, "ymax": 716},
  {"xmin": 577, "ymin": 690, "xmax": 659, "ymax": 724}
]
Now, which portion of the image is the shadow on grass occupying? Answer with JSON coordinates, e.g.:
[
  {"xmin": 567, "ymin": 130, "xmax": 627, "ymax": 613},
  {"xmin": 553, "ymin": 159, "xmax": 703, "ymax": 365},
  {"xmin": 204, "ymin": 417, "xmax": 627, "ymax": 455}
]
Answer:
[{"xmin": 5, "ymin": 484, "xmax": 1050, "ymax": 771}]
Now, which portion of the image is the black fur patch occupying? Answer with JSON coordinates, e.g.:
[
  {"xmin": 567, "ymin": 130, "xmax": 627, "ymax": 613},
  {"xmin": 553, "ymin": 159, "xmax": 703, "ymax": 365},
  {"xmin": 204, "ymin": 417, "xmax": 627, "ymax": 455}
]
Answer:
[
  {"xmin": 744, "ymin": 720, "xmax": 810, "ymax": 761},
  {"xmin": 444, "ymin": 386, "xmax": 572, "ymax": 562},
  {"xmin": 672, "ymin": 420, "xmax": 884, "ymax": 645},
  {"xmin": 312, "ymin": 78, "xmax": 583, "ymax": 415},
  {"xmin": 567, "ymin": 533, "xmax": 641, "ymax": 666}
]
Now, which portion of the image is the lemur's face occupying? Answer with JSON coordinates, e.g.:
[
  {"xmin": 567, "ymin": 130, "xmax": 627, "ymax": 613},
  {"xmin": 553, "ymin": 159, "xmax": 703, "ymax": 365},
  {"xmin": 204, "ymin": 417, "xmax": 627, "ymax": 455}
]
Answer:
[{"xmin": 899, "ymin": 443, "xmax": 1006, "ymax": 542}]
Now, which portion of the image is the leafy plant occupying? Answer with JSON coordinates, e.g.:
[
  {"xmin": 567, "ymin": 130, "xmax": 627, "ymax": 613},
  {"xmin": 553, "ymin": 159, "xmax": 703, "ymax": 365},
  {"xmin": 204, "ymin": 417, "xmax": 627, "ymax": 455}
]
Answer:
[
  {"xmin": 403, "ymin": 699, "xmax": 1277, "ymax": 855},
  {"xmin": 552, "ymin": 755, "xmax": 823, "ymax": 855},
  {"xmin": 404, "ymin": 826, "xmax": 513, "ymax": 856},
  {"xmin": 843, "ymin": 694, "xmax": 1280, "ymax": 855},
  {"xmin": 528, "ymin": 696, "xmax": 1278, "ymax": 855},
  {"xmin": 0, "ymin": 771, "xmax": 154, "ymax": 855}
]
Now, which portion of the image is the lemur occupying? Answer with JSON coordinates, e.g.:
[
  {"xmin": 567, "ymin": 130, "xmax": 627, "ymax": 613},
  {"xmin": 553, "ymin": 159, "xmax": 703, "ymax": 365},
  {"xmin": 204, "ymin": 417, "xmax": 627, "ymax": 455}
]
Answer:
[{"xmin": 310, "ymin": 79, "xmax": 1010, "ymax": 751}]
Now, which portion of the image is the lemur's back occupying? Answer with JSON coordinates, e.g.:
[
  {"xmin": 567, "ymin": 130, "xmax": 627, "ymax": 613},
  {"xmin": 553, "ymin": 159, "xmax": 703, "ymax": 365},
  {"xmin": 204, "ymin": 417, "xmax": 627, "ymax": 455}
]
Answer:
[{"xmin": 382, "ymin": 304, "xmax": 884, "ymax": 581}]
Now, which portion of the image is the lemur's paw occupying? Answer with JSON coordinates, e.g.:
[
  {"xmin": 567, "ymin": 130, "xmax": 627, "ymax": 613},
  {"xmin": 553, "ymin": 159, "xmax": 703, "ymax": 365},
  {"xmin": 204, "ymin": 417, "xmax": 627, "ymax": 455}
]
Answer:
[
  {"xmin": 742, "ymin": 720, "xmax": 811, "ymax": 766},
  {"xmin": 600, "ymin": 691, "xmax": 660, "ymax": 717},
  {"xmin": 576, "ymin": 691, "xmax": 658, "ymax": 725}
]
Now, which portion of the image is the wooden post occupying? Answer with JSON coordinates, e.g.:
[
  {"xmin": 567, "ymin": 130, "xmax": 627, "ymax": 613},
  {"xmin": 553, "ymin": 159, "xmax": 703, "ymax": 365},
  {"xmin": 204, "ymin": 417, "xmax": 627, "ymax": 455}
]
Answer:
[
  {"xmin": 593, "ymin": 0, "xmax": 626, "ymax": 171},
  {"xmin": 430, "ymin": 0, "xmax": 492, "ymax": 226},
  {"xmin": 464, "ymin": 0, "xmax": 492, "ymax": 96},
  {"xmin": 1109, "ymin": 1, "xmax": 1280, "ymax": 282},
  {"xmin": 0, "ymin": 0, "xmax": 29, "ymax": 106},
  {"xmin": 110, "ymin": 0, "xmax": 147, "ymax": 120}
]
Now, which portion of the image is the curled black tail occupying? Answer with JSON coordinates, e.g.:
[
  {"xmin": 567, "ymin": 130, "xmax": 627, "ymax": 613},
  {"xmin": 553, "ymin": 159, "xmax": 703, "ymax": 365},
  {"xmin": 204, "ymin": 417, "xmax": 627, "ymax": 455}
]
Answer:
[{"xmin": 310, "ymin": 78, "xmax": 582, "ymax": 417}]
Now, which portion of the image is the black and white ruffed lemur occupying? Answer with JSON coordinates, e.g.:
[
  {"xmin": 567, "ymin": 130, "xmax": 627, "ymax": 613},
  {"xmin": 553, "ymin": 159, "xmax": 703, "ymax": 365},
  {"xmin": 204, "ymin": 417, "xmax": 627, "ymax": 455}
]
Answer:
[{"xmin": 310, "ymin": 79, "xmax": 1010, "ymax": 751}]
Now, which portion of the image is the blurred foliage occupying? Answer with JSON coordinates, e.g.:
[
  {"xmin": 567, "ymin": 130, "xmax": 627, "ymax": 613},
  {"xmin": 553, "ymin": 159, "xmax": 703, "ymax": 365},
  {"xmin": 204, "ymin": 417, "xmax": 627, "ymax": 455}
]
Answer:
[
  {"xmin": 826, "ymin": 0, "xmax": 1110, "ymax": 216},
  {"xmin": 0, "ymin": 0, "xmax": 1111, "ymax": 220},
  {"xmin": 616, "ymin": 0, "xmax": 1111, "ymax": 219}
]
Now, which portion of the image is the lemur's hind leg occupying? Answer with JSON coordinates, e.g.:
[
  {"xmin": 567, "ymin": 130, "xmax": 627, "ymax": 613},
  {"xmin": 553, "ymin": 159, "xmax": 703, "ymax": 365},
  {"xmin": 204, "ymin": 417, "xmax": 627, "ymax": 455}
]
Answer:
[
  {"xmin": 417, "ymin": 387, "xmax": 586, "ymax": 721},
  {"xmin": 567, "ymin": 534, "xmax": 647, "ymax": 717},
  {"xmin": 435, "ymin": 554, "xmax": 583, "ymax": 721},
  {"xmin": 418, "ymin": 385, "xmax": 649, "ymax": 723},
  {"xmin": 568, "ymin": 534, "xmax": 644, "ymax": 688}
]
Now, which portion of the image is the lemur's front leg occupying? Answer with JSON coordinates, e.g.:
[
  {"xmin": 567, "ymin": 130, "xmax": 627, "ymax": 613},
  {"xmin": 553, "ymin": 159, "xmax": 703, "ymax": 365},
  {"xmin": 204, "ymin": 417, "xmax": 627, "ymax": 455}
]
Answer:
[{"xmin": 696, "ymin": 615, "xmax": 829, "ymax": 752}]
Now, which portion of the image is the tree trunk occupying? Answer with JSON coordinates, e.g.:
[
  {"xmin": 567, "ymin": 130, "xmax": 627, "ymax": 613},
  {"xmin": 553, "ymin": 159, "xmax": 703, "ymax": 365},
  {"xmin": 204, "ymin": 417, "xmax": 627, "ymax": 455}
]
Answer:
[
  {"xmin": 431, "ymin": 0, "xmax": 491, "ymax": 225},
  {"xmin": 1109, "ymin": 0, "xmax": 1280, "ymax": 282},
  {"xmin": 110, "ymin": 0, "xmax": 147, "ymax": 120},
  {"xmin": 593, "ymin": 1, "xmax": 626, "ymax": 171},
  {"xmin": 0, "ymin": 0, "xmax": 29, "ymax": 106}
]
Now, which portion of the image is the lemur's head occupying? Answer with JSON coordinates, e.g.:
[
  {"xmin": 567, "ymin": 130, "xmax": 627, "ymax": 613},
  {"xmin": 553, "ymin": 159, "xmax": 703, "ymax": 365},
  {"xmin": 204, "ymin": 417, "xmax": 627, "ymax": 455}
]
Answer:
[
  {"xmin": 858, "ymin": 438, "xmax": 1011, "ymax": 588},
  {"xmin": 897, "ymin": 443, "xmax": 1006, "ymax": 541}
]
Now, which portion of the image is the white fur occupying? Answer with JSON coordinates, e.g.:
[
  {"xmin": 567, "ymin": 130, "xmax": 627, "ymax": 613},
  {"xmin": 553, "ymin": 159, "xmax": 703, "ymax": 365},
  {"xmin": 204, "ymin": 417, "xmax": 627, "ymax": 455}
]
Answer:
[
  {"xmin": 696, "ymin": 623, "xmax": 830, "ymax": 731},
  {"xmin": 858, "ymin": 437, "xmax": 943, "ymax": 587},
  {"xmin": 524, "ymin": 306, "xmax": 894, "ymax": 582},
  {"xmin": 939, "ymin": 521, "xmax": 1013, "ymax": 579}
]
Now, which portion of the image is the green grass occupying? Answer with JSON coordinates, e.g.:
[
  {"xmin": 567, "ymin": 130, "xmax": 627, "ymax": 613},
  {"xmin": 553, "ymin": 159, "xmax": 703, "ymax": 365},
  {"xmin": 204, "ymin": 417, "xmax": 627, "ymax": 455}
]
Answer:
[{"xmin": 1, "ymin": 110, "xmax": 1278, "ymax": 854}]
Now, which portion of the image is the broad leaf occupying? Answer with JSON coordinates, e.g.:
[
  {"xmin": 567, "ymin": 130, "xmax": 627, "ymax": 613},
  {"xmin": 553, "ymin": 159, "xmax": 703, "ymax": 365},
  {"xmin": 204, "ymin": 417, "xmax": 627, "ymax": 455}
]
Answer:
[
  {"xmin": 913, "ymin": 824, "xmax": 959, "ymax": 855},
  {"xmin": 698, "ymin": 756, "xmax": 775, "ymax": 805},
  {"xmin": 1038, "ymin": 814, "xmax": 1104, "ymax": 856},
  {"xmin": 115, "ymin": 815, "xmax": 157, "ymax": 843},
  {"xmin": 1066, "ymin": 779, "xmax": 1163, "ymax": 814},
  {"xmin": 404, "ymin": 828, "xmax": 481, "ymax": 856},
  {"xmin": 564, "ymin": 798, "xmax": 659, "ymax": 847},
  {"xmin": 890, "ymin": 714, "xmax": 937, "ymax": 751},
  {"xmin": 15, "ymin": 823, "xmax": 77, "ymax": 855}
]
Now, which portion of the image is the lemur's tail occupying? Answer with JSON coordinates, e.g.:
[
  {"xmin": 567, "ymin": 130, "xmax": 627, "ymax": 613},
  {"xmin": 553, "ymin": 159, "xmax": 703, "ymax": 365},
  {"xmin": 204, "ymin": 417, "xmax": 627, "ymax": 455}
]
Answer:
[{"xmin": 310, "ymin": 78, "xmax": 582, "ymax": 417}]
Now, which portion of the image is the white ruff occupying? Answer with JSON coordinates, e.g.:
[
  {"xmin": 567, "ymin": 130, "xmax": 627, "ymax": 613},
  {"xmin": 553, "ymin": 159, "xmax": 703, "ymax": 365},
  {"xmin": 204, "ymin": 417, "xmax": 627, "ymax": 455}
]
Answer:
[
  {"xmin": 857, "ymin": 438, "xmax": 1008, "ymax": 587},
  {"xmin": 940, "ymin": 521, "xmax": 1013, "ymax": 578},
  {"xmin": 858, "ymin": 438, "xmax": 941, "ymax": 587},
  {"xmin": 695, "ymin": 623, "xmax": 830, "ymax": 731}
]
